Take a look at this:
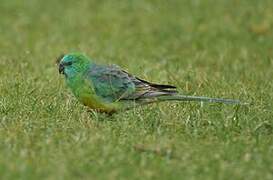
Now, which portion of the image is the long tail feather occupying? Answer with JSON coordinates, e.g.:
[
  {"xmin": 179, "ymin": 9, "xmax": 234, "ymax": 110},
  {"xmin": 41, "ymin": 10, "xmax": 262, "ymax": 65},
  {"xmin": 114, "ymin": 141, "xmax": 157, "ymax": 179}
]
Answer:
[{"xmin": 157, "ymin": 94, "xmax": 241, "ymax": 104}]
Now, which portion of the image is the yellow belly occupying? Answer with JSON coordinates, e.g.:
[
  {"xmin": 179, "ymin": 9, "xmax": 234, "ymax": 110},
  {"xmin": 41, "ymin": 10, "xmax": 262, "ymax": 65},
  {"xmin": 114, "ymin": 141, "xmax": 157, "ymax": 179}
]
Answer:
[{"xmin": 79, "ymin": 95, "xmax": 117, "ymax": 114}]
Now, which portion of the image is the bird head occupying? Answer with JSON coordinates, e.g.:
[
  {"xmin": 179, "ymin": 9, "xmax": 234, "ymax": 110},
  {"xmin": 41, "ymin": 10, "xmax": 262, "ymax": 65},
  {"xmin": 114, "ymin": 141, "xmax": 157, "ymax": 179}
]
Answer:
[{"xmin": 57, "ymin": 53, "xmax": 91, "ymax": 78}]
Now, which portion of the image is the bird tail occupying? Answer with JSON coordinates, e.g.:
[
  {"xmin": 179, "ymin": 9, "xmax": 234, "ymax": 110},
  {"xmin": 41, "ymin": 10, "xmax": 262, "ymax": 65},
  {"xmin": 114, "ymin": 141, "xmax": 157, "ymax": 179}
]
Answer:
[{"xmin": 156, "ymin": 94, "xmax": 241, "ymax": 104}]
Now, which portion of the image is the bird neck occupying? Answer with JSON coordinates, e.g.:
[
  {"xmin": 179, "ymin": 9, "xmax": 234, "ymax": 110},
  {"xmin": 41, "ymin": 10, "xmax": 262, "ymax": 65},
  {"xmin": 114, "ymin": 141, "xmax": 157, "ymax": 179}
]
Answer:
[
  {"xmin": 65, "ymin": 63, "xmax": 91, "ymax": 79},
  {"xmin": 65, "ymin": 63, "xmax": 94, "ymax": 88}
]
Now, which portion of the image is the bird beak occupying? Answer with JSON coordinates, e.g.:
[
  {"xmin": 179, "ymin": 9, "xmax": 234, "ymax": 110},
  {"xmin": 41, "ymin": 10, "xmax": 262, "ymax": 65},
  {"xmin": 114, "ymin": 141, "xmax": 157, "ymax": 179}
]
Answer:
[{"xmin": 59, "ymin": 63, "xmax": 65, "ymax": 74}]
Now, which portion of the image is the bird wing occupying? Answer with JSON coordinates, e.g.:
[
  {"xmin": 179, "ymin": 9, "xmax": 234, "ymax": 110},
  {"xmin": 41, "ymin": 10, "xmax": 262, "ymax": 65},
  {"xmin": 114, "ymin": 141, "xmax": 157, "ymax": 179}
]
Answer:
[{"xmin": 86, "ymin": 64, "xmax": 177, "ymax": 102}]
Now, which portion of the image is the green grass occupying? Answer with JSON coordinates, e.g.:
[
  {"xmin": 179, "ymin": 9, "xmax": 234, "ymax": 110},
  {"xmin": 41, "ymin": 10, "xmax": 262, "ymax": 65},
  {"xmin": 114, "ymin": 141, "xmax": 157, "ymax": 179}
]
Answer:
[{"xmin": 1, "ymin": 0, "xmax": 273, "ymax": 179}]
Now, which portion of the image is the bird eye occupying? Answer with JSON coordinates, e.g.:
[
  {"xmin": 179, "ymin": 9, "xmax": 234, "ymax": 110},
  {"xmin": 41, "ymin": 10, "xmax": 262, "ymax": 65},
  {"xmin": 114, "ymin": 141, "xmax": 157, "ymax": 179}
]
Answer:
[{"xmin": 64, "ymin": 61, "xmax": 73, "ymax": 66}]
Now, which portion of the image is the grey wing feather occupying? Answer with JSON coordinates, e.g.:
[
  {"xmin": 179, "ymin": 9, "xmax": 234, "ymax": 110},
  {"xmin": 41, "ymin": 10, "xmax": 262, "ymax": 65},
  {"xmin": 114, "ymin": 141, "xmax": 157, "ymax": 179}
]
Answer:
[
  {"xmin": 87, "ymin": 64, "xmax": 135, "ymax": 101},
  {"xmin": 87, "ymin": 64, "xmax": 178, "ymax": 102}
]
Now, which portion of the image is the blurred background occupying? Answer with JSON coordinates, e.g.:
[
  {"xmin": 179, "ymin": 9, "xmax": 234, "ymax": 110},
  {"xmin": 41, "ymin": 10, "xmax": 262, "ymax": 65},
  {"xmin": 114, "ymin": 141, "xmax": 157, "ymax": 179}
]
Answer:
[{"xmin": 1, "ymin": 0, "xmax": 273, "ymax": 91}]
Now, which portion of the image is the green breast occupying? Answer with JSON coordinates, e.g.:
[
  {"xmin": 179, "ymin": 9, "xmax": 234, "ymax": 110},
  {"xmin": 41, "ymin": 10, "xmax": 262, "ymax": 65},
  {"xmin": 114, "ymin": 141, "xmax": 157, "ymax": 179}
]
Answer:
[{"xmin": 66, "ymin": 75, "xmax": 118, "ymax": 113}]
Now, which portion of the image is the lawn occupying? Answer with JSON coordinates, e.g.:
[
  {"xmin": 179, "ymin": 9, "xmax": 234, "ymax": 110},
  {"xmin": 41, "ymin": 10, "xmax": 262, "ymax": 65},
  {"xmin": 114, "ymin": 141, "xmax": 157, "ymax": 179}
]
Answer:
[{"xmin": 0, "ymin": 0, "xmax": 273, "ymax": 179}]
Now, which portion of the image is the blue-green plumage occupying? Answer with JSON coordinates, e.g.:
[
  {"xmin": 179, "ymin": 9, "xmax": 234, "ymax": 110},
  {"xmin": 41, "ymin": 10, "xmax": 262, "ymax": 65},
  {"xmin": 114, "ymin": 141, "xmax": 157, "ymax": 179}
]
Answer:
[
  {"xmin": 57, "ymin": 53, "xmax": 241, "ymax": 113},
  {"xmin": 87, "ymin": 64, "xmax": 136, "ymax": 102}
]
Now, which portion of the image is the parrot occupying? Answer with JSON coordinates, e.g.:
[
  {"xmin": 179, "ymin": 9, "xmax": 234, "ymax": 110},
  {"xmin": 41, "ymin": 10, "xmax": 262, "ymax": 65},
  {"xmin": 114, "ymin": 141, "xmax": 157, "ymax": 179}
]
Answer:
[{"xmin": 57, "ymin": 53, "xmax": 240, "ymax": 114}]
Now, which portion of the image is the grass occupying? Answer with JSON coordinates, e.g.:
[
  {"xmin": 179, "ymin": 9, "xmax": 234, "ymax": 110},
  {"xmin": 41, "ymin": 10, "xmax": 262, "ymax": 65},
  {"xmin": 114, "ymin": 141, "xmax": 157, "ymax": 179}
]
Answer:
[{"xmin": 0, "ymin": 0, "xmax": 273, "ymax": 179}]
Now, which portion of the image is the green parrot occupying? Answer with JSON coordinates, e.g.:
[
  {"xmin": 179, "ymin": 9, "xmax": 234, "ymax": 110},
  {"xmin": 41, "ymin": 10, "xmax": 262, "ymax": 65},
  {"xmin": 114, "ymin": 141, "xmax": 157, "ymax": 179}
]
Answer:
[{"xmin": 57, "ymin": 53, "xmax": 240, "ymax": 114}]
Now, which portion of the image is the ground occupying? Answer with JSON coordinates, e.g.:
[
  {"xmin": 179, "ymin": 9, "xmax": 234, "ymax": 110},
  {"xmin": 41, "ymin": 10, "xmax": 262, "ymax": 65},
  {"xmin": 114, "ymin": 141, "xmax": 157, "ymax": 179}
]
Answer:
[{"xmin": 0, "ymin": 0, "xmax": 273, "ymax": 179}]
